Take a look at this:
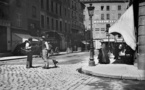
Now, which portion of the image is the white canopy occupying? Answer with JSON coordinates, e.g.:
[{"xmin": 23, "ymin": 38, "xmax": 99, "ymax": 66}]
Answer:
[
  {"xmin": 15, "ymin": 33, "xmax": 38, "ymax": 42},
  {"xmin": 109, "ymin": 5, "xmax": 136, "ymax": 50}
]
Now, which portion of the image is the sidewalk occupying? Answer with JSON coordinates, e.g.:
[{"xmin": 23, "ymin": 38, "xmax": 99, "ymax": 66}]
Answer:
[
  {"xmin": 81, "ymin": 63, "xmax": 145, "ymax": 80},
  {"xmin": 0, "ymin": 51, "xmax": 80, "ymax": 61}
]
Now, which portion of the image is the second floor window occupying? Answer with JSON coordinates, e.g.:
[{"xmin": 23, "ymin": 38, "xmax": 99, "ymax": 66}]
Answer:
[
  {"xmin": 106, "ymin": 14, "xmax": 110, "ymax": 20},
  {"xmin": 41, "ymin": 15, "xmax": 44, "ymax": 28},
  {"xmin": 41, "ymin": 0, "xmax": 44, "ymax": 9},
  {"xmin": 32, "ymin": 6, "xmax": 36, "ymax": 18},
  {"xmin": 56, "ymin": 3, "xmax": 58, "ymax": 14},
  {"xmin": 101, "ymin": 6, "xmax": 104, "ymax": 11},
  {"xmin": 51, "ymin": 1, "xmax": 54, "ymax": 12},
  {"xmin": 60, "ymin": 5, "xmax": 62, "ymax": 16},
  {"xmin": 101, "ymin": 28, "xmax": 105, "ymax": 31},
  {"xmin": 46, "ymin": 0, "xmax": 49, "ymax": 10},
  {"xmin": 106, "ymin": 6, "xmax": 110, "ymax": 11},
  {"xmin": 65, "ymin": 22, "xmax": 67, "ymax": 32},
  {"xmin": 56, "ymin": 20, "xmax": 58, "ymax": 30},
  {"xmin": 101, "ymin": 14, "xmax": 104, "ymax": 20},
  {"xmin": 16, "ymin": 0, "xmax": 21, "ymax": 7},
  {"xmin": 95, "ymin": 28, "xmax": 99, "ymax": 31},
  {"xmin": 17, "ymin": 13, "xmax": 22, "ymax": 27},
  {"xmin": 118, "ymin": 5, "xmax": 121, "ymax": 10},
  {"xmin": 47, "ymin": 17, "xmax": 49, "ymax": 29},
  {"xmin": 51, "ymin": 18, "xmax": 54, "ymax": 29},
  {"xmin": 118, "ymin": 13, "xmax": 121, "ymax": 19},
  {"xmin": 60, "ymin": 21, "xmax": 62, "ymax": 32}
]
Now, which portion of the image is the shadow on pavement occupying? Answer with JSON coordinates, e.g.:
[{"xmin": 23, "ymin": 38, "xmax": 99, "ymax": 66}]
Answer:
[{"xmin": 122, "ymin": 80, "xmax": 145, "ymax": 90}]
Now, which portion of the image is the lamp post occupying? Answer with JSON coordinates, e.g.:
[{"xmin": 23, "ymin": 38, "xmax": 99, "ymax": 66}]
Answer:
[
  {"xmin": 106, "ymin": 24, "xmax": 110, "ymax": 52},
  {"xmin": 87, "ymin": 4, "xmax": 95, "ymax": 66}
]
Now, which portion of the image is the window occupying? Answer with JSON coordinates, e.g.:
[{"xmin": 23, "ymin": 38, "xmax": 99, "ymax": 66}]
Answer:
[
  {"xmin": 46, "ymin": 0, "xmax": 49, "ymax": 10},
  {"xmin": 118, "ymin": 13, "xmax": 121, "ymax": 19},
  {"xmin": 60, "ymin": 21, "xmax": 62, "ymax": 32},
  {"xmin": 51, "ymin": 1, "xmax": 53, "ymax": 12},
  {"xmin": 101, "ymin": 6, "xmax": 104, "ymax": 11},
  {"xmin": 51, "ymin": 18, "xmax": 54, "ymax": 29},
  {"xmin": 41, "ymin": 15, "xmax": 44, "ymax": 28},
  {"xmin": 56, "ymin": 20, "xmax": 58, "ymax": 30},
  {"xmin": 60, "ymin": 5, "xmax": 62, "ymax": 16},
  {"xmin": 41, "ymin": 0, "xmax": 44, "ymax": 9},
  {"xmin": 47, "ymin": 17, "xmax": 49, "ymax": 29},
  {"xmin": 106, "ymin": 6, "xmax": 110, "ymax": 11},
  {"xmin": 118, "ymin": 5, "xmax": 121, "ymax": 10},
  {"xmin": 32, "ymin": 6, "xmax": 36, "ymax": 18},
  {"xmin": 101, "ymin": 28, "xmax": 105, "ymax": 31},
  {"xmin": 16, "ymin": 0, "xmax": 21, "ymax": 7},
  {"xmin": 65, "ymin": 8, "xmax": 67, "ymax": 16},
  {"xmin": 17, "ymin": 13, "xmax": 22, "ymax": 27},
  {"xmin": 101, "ymin": 14, "xmax": 104, "ymax": 20},
  {"xmin": 56, "ymin": 3, "xmax": 58, "ymax": 14},
  {"xmin": 95, "ymin": 28, "xmax": 99, "ymax": 31},
  {"xmin": 65, "ymin": 22, "xmax": 67, "ymax": 32},
  {"xmin": 106, "ymin": 14, "xmax": 110, "ymax": 20}
]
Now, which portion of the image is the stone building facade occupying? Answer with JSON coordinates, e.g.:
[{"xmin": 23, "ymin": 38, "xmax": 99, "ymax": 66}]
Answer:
[
  {"xmin": 81, "ymin": 0, "xmax": 145, "ymax": 70},
  {"xmin": 40, "ymin": 0, "xmax": 85, "ymax": 51},
  {"xmin": 80, "ymin": 0, "xmax": 128, "ymax": 49},
  {"xmin": 0, "ymin": 0, "xmax": 85, "ymax": 54}
]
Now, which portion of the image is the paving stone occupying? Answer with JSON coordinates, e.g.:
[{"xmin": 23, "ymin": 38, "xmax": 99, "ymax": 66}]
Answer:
[{"xmin": 0, "ymin": 52, "xmax": 145, "ymax": 90}]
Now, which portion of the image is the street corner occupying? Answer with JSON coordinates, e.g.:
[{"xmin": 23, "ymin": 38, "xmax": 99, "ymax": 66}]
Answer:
[{"xmin": 80, "ymin": 64, "xmax": 124, "ymax": 78}]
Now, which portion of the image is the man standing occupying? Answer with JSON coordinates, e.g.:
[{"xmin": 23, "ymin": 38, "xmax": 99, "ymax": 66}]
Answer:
[
  {"xmin": 41, "ymin": 36, "xmax": 50, "ymax": 69},
  {"xmin": 41, "ymin": 36, "xmax": 58, "ymax": 69},
  {"xmin": 25, "ymin": 38, "xmax": 33, "ymax": 68}
]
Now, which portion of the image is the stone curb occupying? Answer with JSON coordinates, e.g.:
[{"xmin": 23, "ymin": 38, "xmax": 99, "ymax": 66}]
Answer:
[
  {"xmin": 0, "ymin": 51, "xmax": 84, "ymax": 61},
  {"xmin": 0, "ymin": 56, "xmax": 27, "ymax": 61},
  {"xmin": 80, "ymin": 67, "xmax": 145, "ymax": 80}
]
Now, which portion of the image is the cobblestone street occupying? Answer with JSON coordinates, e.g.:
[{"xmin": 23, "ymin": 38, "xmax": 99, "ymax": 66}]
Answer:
[
  {"xmin": 0, "ymin": 52, "xmax": 145, "ymax": 90},
  {"xmin": 0, "ymin": 64, "xmax": 125, "ymax": 90}
]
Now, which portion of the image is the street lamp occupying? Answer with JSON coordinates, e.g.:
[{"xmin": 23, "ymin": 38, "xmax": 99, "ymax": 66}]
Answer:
[
  {"xmin": 106, "ymin": 24, "xmax": 110, "ymax": 52},
  {"xmin": 87, "ymin": 4, "xmax": 95, "ymax": 66}
]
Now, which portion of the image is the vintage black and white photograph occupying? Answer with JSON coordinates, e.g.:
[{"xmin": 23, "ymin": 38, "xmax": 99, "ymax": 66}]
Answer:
[{"xmin": 0, "ymin": 0, "xmax": 145, "ymax": 90}]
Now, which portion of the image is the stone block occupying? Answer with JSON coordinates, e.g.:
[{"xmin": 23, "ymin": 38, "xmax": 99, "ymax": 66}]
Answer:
[
  {"xmin": 138, "ymin": 26, "xmax": 145, "ymax": 35},
  {"xmin": 139, "ymin": 16, "xmax": 145, "ymax": 26}
]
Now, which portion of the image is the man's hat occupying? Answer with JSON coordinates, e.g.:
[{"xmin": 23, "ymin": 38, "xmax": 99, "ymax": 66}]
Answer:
[{"xmin": 42, "ymin": 36, "xmax": 45, "ymax": 39}]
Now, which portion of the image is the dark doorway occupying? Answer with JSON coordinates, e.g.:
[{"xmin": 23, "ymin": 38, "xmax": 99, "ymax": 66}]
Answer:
[{"xmin": 0, "ymin": 26, "xmax": 7, "ymax": 53}]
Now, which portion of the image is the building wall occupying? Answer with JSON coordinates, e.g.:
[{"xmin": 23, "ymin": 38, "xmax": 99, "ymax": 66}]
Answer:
[
  {"xmin": 9, "ymin": 0, "xmax": 28, "ymax": 31},
  {"xmin": 8, "ymin": 0, "xmax": 41, "ymax": 52},
  {"xmin": 27, "ymin": 0, "xmax": 40, "ymax": 36},
  {"xmin": 138, "ymin": 0, "xmax": 145, "ymax": 70},
  {"xmin": 81, "ymin": 0, "xmax": 128, "ymax": 49},
  {"xmin": 40, "ymin": 0, "xmax": 85, "ymax": 50},
  {"xmin": 0, "ymin": 1, "xmax": 11, "ymax": 53},
  {"xmin": 0, "ymin": 0, "xmax": 85, "ymax": 53},
  {"xmin": 84, "ymin": 2, "xmax": 128, "ymax": 39}
]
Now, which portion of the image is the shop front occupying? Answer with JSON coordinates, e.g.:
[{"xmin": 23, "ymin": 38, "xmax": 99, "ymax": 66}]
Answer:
[
  {"xmin": 0, "ymin": 26, "xmax": 7, "ymax": 53},
  {"xmin": 45, "ymin": 31, "xmax": 65, "ymax": 51},
  {"xmin": 0, "ymin": 20, "xmax": 11, "ymax": 53}
]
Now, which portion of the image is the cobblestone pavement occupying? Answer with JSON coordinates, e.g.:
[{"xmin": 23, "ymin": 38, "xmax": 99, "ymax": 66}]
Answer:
[
  {"xmin": 1, "ymin": 64, "xmax": 145, "ymax": 90},
  {"xmin": 0, "ymin": 52, "xmax": 145, "ymax": 90}
]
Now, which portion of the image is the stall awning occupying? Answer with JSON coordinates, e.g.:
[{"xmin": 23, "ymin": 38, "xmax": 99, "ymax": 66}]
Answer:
[
  {"xmin": 82, "ymin": 41, "xmax": 89, "ymax": 44},
  {"xmin": 14, "ymin": 33, "xmax": 38, "ymax": 42},
  {"xmin": 109, "ymin": 5, "xmax": 136, "ymax": 50}
]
